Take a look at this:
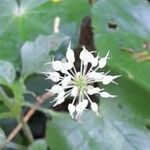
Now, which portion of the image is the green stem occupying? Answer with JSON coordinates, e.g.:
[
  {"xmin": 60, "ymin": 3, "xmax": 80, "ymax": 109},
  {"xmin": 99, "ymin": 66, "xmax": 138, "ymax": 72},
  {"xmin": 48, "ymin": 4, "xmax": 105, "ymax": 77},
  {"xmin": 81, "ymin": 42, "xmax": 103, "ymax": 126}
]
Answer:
[
  {"xmin": 22, "ymin": 121, "xmax": 34, "ymax": 143},
  {"xmin": 22, "ymin": 102, "xmax": 63, "ymax": 117}
]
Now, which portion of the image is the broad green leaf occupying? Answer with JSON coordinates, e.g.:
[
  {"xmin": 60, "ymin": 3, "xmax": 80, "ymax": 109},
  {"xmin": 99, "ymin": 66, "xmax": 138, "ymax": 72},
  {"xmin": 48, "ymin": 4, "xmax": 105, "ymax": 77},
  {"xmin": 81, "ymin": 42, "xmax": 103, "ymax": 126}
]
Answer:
[
  {"xmin": 0, "ymin": 0, "xmax": 89, "ymax": 68},
  {"xmin": 21, "ymin": 33, "xmax": 69, "ymax": 79},
  {"xmin": 0, "ymin": 127, "xmax": 6, "ymax": 148},
  {"xmin": 46, "ymin": 75, "xmax": 150, "ymax": 150},
  {"xmin": 92, "ymin": 0, "xmax": 150, "ymax": 90},
  {"xmin": 47, "ymin": 116, "xmax": 71, "ymax": 150},
  {"xmin": 0, "ymin": 86, "xmax": 22, "ymax": 118},
  {"xmin": 0, "ymin": 60, "xmax": 16, "ymax": 85},
  {"xmin": 47, "ymin": 112, "xmax": 150, "ymax": 150},
  {"xmin": 28, "ymin": 139, "xmax": 47, "ymax": 150}
]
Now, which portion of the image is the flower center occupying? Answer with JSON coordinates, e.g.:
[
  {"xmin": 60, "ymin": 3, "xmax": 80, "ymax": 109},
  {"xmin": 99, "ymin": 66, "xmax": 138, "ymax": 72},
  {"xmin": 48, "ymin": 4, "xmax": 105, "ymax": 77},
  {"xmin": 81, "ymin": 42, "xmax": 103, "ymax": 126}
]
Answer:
[{"xmin": 74, "ymin": 74, "xmax": 86, "ymax": 91}]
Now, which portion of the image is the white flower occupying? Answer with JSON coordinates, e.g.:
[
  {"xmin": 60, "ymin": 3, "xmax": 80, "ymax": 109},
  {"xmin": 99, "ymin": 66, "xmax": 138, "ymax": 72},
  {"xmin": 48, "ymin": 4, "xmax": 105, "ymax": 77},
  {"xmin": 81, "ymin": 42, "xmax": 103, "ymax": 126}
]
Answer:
[{"xmin": 44, "ymin": 43, "xmax": 120, "ymax": 119}]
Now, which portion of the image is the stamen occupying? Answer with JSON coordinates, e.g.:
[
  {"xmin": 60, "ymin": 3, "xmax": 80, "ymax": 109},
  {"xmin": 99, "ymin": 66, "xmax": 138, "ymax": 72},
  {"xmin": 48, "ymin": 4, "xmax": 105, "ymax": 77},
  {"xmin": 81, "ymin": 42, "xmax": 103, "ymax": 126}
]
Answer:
[
  {"xmin": 84, "ymin": 91, "xmax": 92, "ymax": 103},
  {"xmin": 73, "ymin": 64, "xmax": 77, "ymax": 74}
]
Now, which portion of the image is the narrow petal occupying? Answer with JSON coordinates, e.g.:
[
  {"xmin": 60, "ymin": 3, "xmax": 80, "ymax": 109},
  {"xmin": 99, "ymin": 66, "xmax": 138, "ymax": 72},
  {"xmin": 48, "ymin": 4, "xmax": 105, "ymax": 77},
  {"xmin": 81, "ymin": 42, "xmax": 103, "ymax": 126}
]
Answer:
[
  {"xmin": 71, "ymin": 86, "xmax": 78, "ymax": 97},
  {"xmin": 91, "ymin": 102, "xmax": 102, "ymax": 117},
  {"xmin": 63, "ymin": 62, "xmax": 73, "ymax": 71},
  {"xmin": 91, "ymin": 102, "xmax": 98, "ymax": 112},
  {"xmin": 81, "ymin": 99, "xmax": 88, "ymax": 108},
  {"xmin": 102, "ymin": 75, "xmax": 121, "ymax": 85},
  {"xmin": 99, "ymin": 51, "xmax": 110, "ymax": 68},
  {"xmin": 50, "ymin": 85, "xmax": 63, "ymax": 93},
  {"xmin": 62, "ymin": 76, "xmax": 71, "ymax": 88},
  {"xmin": 52, "ymin": 60, "xmax": 63, "ymax": 71},
  {"xmin": 100, "ymin": 91, "xmax": 117, "ymax": 98},
  {"xmin": 79, "ymin": 46, "xmax": 88, "ymax": 60},
  {"xmin": 66, "ymin": 42, "xmax": 75, "ymax": 63},
  {"xmin": 53, "ymin": 91, "xmax": 65, "ymax": 106},
  {"xmin": 91, "ymin": 56, "xmax": 99, "ymax": 67},
  {"xmin": 68, "ymin": 103, "xmax": 75, "ymax": 118},
  {"xmin": 47, "ymin": 72, "xmax": 60, "ymax": 82},
  {"xmin": 87, "ymin": 72, "xmax": 104, "ymax": 81},
  {"xmin": 87, "ymin": 87, "xmax": 101, "ymax": 95}
]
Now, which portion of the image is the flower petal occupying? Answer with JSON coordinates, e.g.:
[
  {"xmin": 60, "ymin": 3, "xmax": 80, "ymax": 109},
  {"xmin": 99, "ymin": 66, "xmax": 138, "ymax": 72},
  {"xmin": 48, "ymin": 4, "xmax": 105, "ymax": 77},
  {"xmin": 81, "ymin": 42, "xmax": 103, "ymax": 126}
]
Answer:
[
  {"xmin": 53, "ymin": 91, "xmax": 65, "ymax": 106},
  {"xmin": 99, "ymin": 51, "xmax": 110, "ymax": 68},
  {"xmin": 102, "ymin": 75, "xmax": 121, "ymax": 85},
  {"xmin": 52, "ymin": 60, "xmax": 63, "ymax": 71},
  {"xmin": 87, "ymin": 72, "xmax": 104, "ymax": 81},
  {"xmin": 80, "ymin": 46, "xmax": 94, "ymax": 65},
  {"xmin": 61, "ymin": 76, "xmax": 71, "ymax": 88},
  {"xmin": 71, "ymin": 86, "xmax": 78, "ymax": 97},
  {"xmin": 91, "ymin": 56, "xmax": 99, "ymax": 67},
  {"xmin": 91, "ymin": 102, "xmax": 98, "ymax": 112},
  {"xmin": 87, "ymin": 87, "xmax": 102, "ymax": 95},
  {"xmin": 81, "ymin": 99, "xmax": 88, "ymax": 108},
  {"xmin": 66, "ymin": 42, "xmax": 75, "ymax": 63},
  {"xmin": 68, "ymin": 103, "xmax": 75, "ymax": 118},
  {"xmin": 50, "ymin": 85, "xmax": 63, "ymax": 93},
  {"xmin": 100, "ymin": 91, "xmax": 117, "ymax": 98},
  {"xmin": 47, "ymin": 72, "xmax": 60, "ymax": 82}
]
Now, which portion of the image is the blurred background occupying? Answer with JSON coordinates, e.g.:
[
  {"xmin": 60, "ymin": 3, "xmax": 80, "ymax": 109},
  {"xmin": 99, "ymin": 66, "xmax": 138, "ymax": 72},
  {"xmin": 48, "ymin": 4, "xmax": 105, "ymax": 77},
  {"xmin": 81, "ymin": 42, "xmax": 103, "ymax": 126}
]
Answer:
[{"xmin": 0, "ymin": 0, "xmax": 150, "ymax": 149}]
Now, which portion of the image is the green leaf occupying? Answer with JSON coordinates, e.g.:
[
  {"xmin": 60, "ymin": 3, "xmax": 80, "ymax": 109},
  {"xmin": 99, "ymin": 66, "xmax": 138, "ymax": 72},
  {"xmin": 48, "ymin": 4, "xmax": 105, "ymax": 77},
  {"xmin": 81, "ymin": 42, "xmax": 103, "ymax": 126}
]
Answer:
[
  {"xmin": 21, "ymin": 33, "xmax": 69, "ymax": 79},
  {"xmin": 92, "ymin": 0, "xmax": 150, "ymax": 90},
  {"xmin": 46, "ymin": 112, "xmax": 150, "ymax": 150},
  {"xmin": 0, "ymin": 0, "xmax": 89, "ymax": 68},
  {"xmin": 28, "ymin": 139, "xmax": 47, "ymax": 150},
  {"xmin": 46, "ymin": 74, "xmax": 150, "ymax": 150},
  {"xmin": 0, "ymin": 86, "xmax": 21, "ymax": 118},
  {"xmin": 0, "ymin": 127, "xmax": 6, "ymax": 148},
  {"xmin": 46, "ymin": 115, "xmax": 71, "ymax": 150},
  {"xmin": 0, "ymin": 60, "xmax": 16, "ymax": 85}
]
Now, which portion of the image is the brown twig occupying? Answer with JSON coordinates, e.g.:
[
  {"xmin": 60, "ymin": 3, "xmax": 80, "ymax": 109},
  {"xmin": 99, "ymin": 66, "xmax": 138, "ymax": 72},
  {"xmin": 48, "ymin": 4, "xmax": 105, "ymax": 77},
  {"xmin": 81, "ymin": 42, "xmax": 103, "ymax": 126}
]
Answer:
[{"xmin": 6, "ymin": 92, "xmax": 54, "ymax": 144}]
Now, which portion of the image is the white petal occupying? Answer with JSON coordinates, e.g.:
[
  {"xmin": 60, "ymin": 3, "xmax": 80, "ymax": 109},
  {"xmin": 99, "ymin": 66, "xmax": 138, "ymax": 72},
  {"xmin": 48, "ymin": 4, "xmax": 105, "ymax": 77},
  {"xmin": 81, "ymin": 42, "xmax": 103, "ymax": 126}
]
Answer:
[
  {"xmin": 62, "ymin": 76, "xmax": 71, "ymax": 88},
  {"xmin": 76, "ymin": 103, "xmax": 83, "ymax": 112},
  {"xmin": 91, "ymin": 56, "xmax": 98, "ymax": 67},
  {"xmin": 99, "ymin": 51, "xmax": 110, "ymax": 68},
  {"xmin": 102, "ymin": 75, "xmax": 121, "ymax": 85},
  {"xmin": 80, "ymin": 46, "xmax": 88, "ymax": 60},
  {"xmin": 91, "ymin": 102, "xmax": 98, "ymax": 112},
  {"xmin": 71, "ymin": 86, "xmax": 78, "ymax": 97},
  {"xmin": 81, "ymin": 99, "xmax": 88, "ymax": 108},
  {"xmin": 48, "ymin": 72, "xmax": 60, "ymax": 82},
  {"xmin": 68, "ymin": 103, "xmax": 75, "ymax": 118},
  {"xmin": 61, "ymin": 62, "xmax": 73, "ymax": 73},
  {"xmin": 100, "ymin": 91, "xmax": 117, "ymax": 98},
  {"xmin": 87, "ymin": 72, "xmax": 104, "ymax": 81},
  {"xmin": 87, "ymin": 87, "xmax": 101, "ymax": 95},
  {"xmin": 66, "ymin": 42, "xmax": 75, "ymax": 63},
  {"xmin": 75, "ymin": 99, "xmax": 88, "ymax": 119},
  {"xmin": 80, "ymin": 46, "xmax": 95, "ymax": 65},
  {"xmin": 50, "ymin": 85, "xmax": 63, "ymax": 93},
  {"xmin": 87, "ymin": 52, "xmax": 94, "ymax": 63},
  {"xmin": 52, "ymin": 61, "xmax": 63, "ymax": 71},
  {"xmin": 53, "ymin": 91, "xmax": 65, "ymax": 106},
  {"xmin": 64, "ymin": 62, "xmax": 73, "ymax": 70}
]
